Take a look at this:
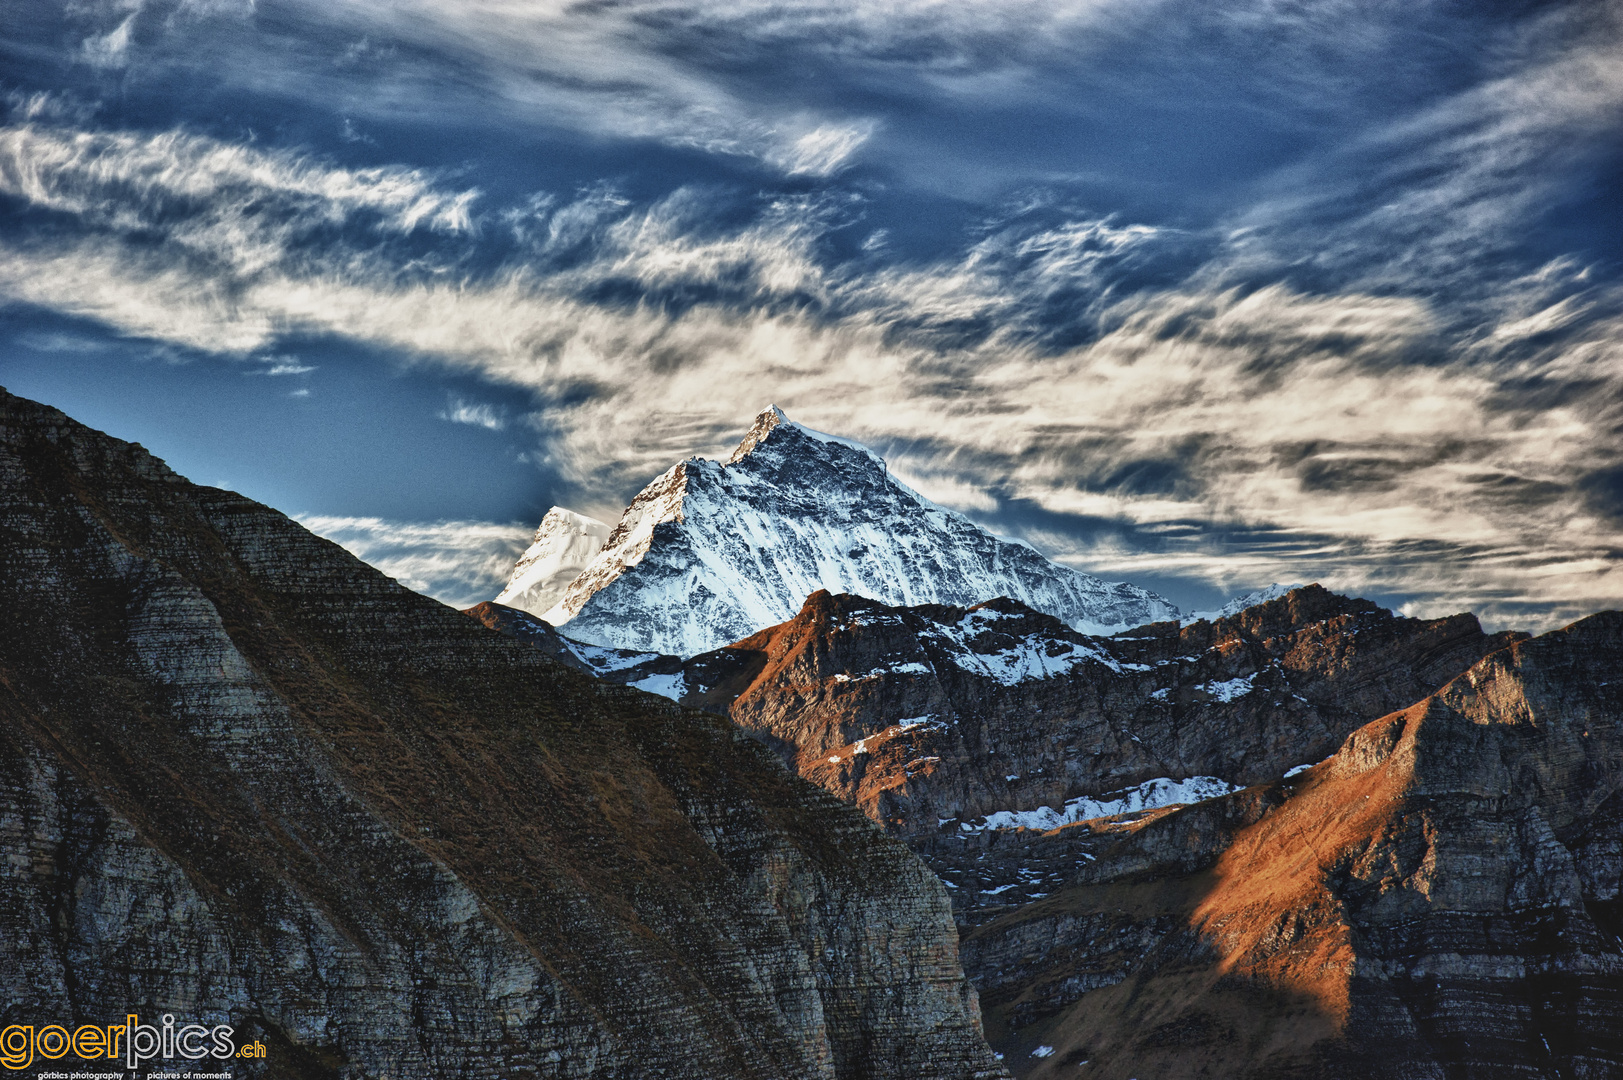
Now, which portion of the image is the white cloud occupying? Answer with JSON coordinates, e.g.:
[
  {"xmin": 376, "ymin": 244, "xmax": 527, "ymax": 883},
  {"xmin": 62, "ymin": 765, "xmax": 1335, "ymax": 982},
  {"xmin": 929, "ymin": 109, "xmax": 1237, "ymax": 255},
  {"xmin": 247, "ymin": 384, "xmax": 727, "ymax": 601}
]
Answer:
[
  {"xmin": 0, "ymin": 123, "xmax": 479, "ymax": 266},
  {"xmin": 296, "ymin": 515, "xmax": 531, "ymax": 607},
  {"xmin": 440, "ymin": 399, "xmax": 505, "ymax": 430},
  {"xmin": 81, "ymin": 14, "xmax": 136, "ymax": 69},
  {"xmin": 2, "ymin": 112, "xmax": 1620, "ymax": 628},
  {"xmin": 257, "ymin": 357, "xmax": 316, "ymax": 375}
]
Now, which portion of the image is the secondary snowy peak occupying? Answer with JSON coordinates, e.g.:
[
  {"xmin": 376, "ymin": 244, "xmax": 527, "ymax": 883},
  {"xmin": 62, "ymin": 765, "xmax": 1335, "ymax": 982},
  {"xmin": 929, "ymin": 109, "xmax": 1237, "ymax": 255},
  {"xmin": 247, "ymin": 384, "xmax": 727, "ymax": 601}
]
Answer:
[
  {"xmin": 1181, "ymin": 582, "xmax": 1304, "ymax": 626},
  {"xmin": 494, "ymin": 506, "xmax": 610, "ymax": 616},
  {"xmin": 532, "ymin": 406, "xmax": 1179, "ymax": 655}
]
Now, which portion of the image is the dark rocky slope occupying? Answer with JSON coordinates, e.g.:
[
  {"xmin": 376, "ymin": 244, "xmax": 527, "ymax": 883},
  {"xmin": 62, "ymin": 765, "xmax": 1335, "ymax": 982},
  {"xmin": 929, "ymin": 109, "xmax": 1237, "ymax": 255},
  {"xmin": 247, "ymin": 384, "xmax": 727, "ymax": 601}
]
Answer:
[
  {"xmin": 0, "ymin": 388, "xmax": 1007, "ymax": 1080},
  {"xmin": 962, "ymin": 613, "xmax": 1623, "ymax": 1077}
]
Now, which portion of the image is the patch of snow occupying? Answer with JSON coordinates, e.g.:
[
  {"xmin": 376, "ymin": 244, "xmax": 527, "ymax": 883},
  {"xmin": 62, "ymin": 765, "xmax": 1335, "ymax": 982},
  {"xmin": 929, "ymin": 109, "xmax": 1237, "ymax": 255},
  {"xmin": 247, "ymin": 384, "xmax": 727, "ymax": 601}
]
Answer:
[
  {"xmin": 1149, "ymin": 687, "xmax": 1170, "ymax": 701},
  {"xmin": 964, "ymin": 775, "xmax": 1242, "ymax": 833},
  {"xmin": 561, "ymin": 639, "xmax": 665, "ymax": 674},
  {"xmin": 983, "ymin": 882, "xmax": 1020, "ymax": 895},
  {"xmin": 928, "ymin": 610, "xmax": 1120, "ymax": 684},
  {"xmin": 627, "ymin": 672, "xmax": 685, "ymax": 700},
  {"xmin": 1285, "ymin": 755, "xmax": 1332, "ymax": 778},
  {"xmin": 1005, "ymin": 775, "xmax": 1021, "ymax": 782},
  {"xmin": 1030, "ymin": 1045, "xmax": 1056, "ymax": 1058},
  {"xmin": 1196, "ymin": 674, "xmax": 1257, "ymax": 702},
  {"xmin": 895, "ymin": 716, "xmax": 942, "ymax": 732}
]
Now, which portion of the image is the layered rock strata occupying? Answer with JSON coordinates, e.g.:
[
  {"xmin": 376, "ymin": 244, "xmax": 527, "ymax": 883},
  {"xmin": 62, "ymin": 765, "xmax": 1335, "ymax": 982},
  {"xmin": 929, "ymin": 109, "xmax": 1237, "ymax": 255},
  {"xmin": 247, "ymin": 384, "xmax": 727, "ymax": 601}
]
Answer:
[
  {"xmin": 0, "ymin": 388, "xmax": 1007, "ymax": 1080},
  {"xmin": 961, "ymin": 614, "xmax": 1623, "ymax": 1077},
  {"xmin": 475, "ymin": 587, "xmax": 1524, "ymax": 927}
]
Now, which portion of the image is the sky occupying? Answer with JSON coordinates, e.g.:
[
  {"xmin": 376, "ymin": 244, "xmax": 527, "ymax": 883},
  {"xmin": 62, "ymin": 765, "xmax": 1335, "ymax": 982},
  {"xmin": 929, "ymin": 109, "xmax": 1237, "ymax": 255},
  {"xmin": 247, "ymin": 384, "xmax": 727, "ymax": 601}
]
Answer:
[{"xmin": 1, "ymin": 0, "xmax": 1620, "ymax": 630}]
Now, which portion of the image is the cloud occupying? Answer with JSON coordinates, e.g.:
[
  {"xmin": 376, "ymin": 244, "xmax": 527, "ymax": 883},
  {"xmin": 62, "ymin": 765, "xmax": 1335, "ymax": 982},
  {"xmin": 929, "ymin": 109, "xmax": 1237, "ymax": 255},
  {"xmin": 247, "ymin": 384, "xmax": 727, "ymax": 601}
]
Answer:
[
  {"xmin": 440, "ymin": 398, "xmax": 504, "ymax": 431},
  {"xmin": 0, "ymin": 123, "xmax": 479, "ymax": 254},
  {"xmin": 296, "ymin": 515, "xmax": 530, "ymax": 608},
  {"xmin": 255, "ymin": 356, "xmax": 315, "ymax": 375},
  {"xmin": 3, "ymin": 0, "xmax": 1622, "ymax": 636},
  {"xmin": 80, "ymin": 14, "xmax": 136, "ymax": 68},
  {"xmin": 1228, "ymin": 6, "xmax": 1623, "ymax": 296}
]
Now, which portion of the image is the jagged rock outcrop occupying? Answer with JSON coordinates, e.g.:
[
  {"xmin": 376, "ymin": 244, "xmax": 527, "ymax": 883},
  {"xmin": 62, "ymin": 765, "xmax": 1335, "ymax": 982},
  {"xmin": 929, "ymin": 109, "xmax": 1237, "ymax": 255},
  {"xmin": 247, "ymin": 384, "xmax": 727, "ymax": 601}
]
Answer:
[
  {"xmin": 659, "ymin": 587, "xmax": 1513, "ymax": 816},
  {"xmin": 959, "ymin": 615, "xmax": 1623, "ymax": 1077},
  {"xmin": 513, "ymin": 407, "xmax": 1177, "ymax": 655},
  {"xmin": 0, "ymin": 388, "xmax": 1008, "ymax": 1080}
]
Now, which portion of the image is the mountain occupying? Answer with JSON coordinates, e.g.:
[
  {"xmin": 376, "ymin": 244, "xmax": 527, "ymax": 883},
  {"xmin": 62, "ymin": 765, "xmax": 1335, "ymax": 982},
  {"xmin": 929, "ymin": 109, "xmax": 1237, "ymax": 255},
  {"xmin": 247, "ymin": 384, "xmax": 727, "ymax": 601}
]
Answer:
[
  {"xmin": 506, "ymin": 406, "xmax": 1178, "ymax": 655},
  {"xmin": 494, "ymin": 506, "xmax": 611, "ymax": 616},
  {"xmin": 961, "ymin": 613, "xmax": 1623, "ymax": 1077},
  {"xmin": 0, "ymin": 387, "xmax": 1007, "ymax": 1080},
  {"xmin": 472, "ymin": 585, "xmax": 1523, "ymax": 919},
  {"xmin": 473, "ymin": 587, "xmax": 1623, "ymax": 1076},
  {"xmin": 708, "ymin": 585, "xmax": 1518, "ymax": 852},
  {"xmin": 1181, "ymin": 581, "xmax": 1301, "ymax": 624}
]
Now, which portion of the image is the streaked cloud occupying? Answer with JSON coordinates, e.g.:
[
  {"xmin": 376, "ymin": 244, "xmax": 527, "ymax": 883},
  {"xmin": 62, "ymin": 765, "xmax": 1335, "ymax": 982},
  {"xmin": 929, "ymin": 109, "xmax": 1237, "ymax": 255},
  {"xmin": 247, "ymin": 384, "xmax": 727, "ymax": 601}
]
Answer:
[
  {"xmin": 296, "ymin": 515, "xmax": 531, "ymax": 608},
  {"xmin": 1, "ymin": 0, "xmax": 1618, "ymax": 629},
  {"xmin": 440, "ymin": 398, "xmax": 504, "ymax": 431}
]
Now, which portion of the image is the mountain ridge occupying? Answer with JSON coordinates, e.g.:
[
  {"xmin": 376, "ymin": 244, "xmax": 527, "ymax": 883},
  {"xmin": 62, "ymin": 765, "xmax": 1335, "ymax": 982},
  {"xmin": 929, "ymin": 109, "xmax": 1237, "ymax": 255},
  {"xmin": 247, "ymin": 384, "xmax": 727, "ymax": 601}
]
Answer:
[{"xmin": 0, "ymin": 385, "xmax": 1008, "ymax": 1080}]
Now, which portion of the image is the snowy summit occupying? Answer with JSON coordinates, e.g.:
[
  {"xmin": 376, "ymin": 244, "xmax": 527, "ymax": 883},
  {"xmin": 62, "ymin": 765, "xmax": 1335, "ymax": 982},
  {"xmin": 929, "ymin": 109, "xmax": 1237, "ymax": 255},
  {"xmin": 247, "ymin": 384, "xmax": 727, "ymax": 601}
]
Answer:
[
  {"xmin": 501, "ymin": 407, "xmax": 1179, "ymax": 655},
  {"xmin": 495, "ymin": 507, "xmax": 612, "ymax": 616}
]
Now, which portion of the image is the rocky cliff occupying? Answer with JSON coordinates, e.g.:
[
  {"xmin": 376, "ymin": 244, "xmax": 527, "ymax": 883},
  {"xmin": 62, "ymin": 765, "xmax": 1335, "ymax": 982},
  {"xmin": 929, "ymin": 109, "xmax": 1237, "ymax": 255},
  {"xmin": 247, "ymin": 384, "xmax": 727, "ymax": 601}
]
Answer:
[
  {"xmin": 960, "ymin": 614, "xmax": 1623, "ymax": 1077},
  {"xmin": 0, "ymin": 387, "xmax": 1008, "ymax": 1080},
  {"xmin": 473, "ymin": 587, "xmax": 1524, "ymax": 921},
  {"xmin": 468, "ymin": 503, "xmax": 1623, "ymax": 1077}
]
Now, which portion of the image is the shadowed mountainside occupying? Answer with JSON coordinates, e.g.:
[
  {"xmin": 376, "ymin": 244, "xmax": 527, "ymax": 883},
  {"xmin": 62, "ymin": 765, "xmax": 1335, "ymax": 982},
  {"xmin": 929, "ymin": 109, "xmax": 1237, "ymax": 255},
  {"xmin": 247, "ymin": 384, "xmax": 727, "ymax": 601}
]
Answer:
[{"xmin": 0, "ymin": 387, "xmax": 1008, "ymax": 1080}]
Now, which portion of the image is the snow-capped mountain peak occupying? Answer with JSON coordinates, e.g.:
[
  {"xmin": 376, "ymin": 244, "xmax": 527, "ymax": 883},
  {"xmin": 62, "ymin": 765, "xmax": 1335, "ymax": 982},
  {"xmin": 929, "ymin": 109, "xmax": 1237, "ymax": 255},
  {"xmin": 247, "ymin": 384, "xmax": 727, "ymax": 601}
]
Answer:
[
  {"xmin": 727, "ymin": 403, "xmax": 789, "ymax": 463},
  {"xmin": 504, "ymin": 407, "xmax": 1180, "ymax": 655},
  {"xmin": 493, "ymin": 506, "xmax": 611, "ymax": 616}
]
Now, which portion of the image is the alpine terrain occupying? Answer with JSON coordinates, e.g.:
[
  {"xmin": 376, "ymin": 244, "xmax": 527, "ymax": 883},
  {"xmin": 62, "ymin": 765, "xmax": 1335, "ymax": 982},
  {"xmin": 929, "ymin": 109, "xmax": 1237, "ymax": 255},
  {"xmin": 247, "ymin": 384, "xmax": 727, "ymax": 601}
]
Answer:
[
  {"xmin": 495, "ymin": 506, "xmax": 612, "ymax": 616},
  {"xmin": 500, "ymin": 406, "xmax": 1178, "ymax": 655},
  {"xmin": 473, "ymin": 587, "xmax": 1623, "ymax": 1077},
  {"xmin": 0, "ymin": 387, "xmax": 1008, "ymax": 1080}
]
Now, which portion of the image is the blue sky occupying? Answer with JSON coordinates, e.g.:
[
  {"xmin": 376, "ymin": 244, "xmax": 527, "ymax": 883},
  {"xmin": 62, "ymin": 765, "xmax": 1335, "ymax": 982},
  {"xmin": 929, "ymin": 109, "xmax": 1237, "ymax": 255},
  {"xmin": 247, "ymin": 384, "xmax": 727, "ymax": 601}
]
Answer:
[{"xmin": 2, "ymin": 0, "xmax": 1620, "ymax": 628}]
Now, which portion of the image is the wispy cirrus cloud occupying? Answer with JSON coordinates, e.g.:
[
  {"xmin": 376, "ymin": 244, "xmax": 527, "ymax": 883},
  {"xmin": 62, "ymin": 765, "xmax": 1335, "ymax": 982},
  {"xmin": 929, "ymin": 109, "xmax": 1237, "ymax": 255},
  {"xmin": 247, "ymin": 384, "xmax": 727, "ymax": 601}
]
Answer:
[
  {"xmin": 296, "ymin": 515, "xmax": 531, "ymax": 608},
  {"xmin": 1, "ymin": 1, "xmax": 1620, "ymax": 628},
  {"xmin": 440, "ymin": 398, "xmax": 504, "ymax": 431}
]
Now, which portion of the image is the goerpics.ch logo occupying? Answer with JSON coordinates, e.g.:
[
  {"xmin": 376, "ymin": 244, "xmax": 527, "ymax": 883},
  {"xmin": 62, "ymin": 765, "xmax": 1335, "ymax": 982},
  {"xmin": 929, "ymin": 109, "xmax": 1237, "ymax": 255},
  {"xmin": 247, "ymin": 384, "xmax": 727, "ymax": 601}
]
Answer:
[{"xmin": 0, "ymin": 1013, "xmax": 264, "ymax": 1070}]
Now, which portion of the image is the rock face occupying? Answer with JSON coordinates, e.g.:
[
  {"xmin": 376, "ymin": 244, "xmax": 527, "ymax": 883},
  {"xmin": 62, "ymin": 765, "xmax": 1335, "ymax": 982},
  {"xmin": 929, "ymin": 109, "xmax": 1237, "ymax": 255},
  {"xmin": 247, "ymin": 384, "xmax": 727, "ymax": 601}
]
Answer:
[
  {"xmin": 468, "ymin": 492, "xmax": 1623, "ymax": 1077},
  {"xmin": 0, "ymin": 388, "xmax": 1008, "ymax": 1080},
  {"xmin": 629, "ymin": 587, "xmax": 1512, "ymax": 819},
  {"xmin": 494, "ymin": 507, "xmax": 611, "ymax": 616},
  {"xmin": 519, "ymin": 407, "xmax": 1178, "ymax": 655},
  {"xmin": 960, "ymin": 614, "xmax": 1623, "ymax": 1077},
  {"xmin": 474, "ymin": 586, "xmax": 1524, "ymax": 917}
]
